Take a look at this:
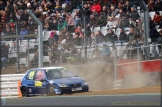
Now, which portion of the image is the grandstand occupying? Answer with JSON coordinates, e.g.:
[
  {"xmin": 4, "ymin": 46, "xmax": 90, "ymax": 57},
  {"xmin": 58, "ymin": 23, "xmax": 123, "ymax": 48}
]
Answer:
[{"xmin": 0, "ymin": 0, "xmax": 162, "ymax": 72}]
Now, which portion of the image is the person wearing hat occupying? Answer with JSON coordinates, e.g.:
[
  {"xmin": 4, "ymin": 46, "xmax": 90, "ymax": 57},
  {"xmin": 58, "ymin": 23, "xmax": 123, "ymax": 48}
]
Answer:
[
  {"xmin": 64, "ymin": 0, "xmax": 73, "ymax": 13},
  {"xmin": 58, "ymin": 16, "xmax": 67, "ymax": 31}
]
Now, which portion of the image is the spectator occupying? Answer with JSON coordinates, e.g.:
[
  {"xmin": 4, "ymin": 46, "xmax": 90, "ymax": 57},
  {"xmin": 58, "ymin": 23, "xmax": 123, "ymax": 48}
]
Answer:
[
  {"xmin": 64, "ymin": 44, "xmax": 79, "ymax": 64},
  {"xmin": 118, "ymin": 14, "xmax": 130, "ymax": 28},
  {"xmin": 117, "ymin": 1, "xmax": 124, "ymax": 10},
  {"xmin": 157, "ymin": 29, "xmax": 162, "ymax": 54},
  {"xmin": 6, "ymin": 1, "xmax": 14, "ymax": 18},
  {"xmin": 128, "ymin": 27, "xmax": 140, "ymax": 42},
  {"xmin": 58, "ymin": 16, "xmax": 67, "ymax": 31},
  {"xmin": 106, "ymin": 16, "xmax": 115, "ymax": 29},
  {"xmin": 43, "ymin": 43, "xmax": 48, "ymax": 56},
  {"xmin": 43, "ymin": 19, "xmax": 50, "ymax": 31},
  {"xmin": 49, "ymin": 18, "xmax": 58, "ymax": 30},
  {"xmin": 110, "ymin": 5, "xmax": 117, "ymax": 17},
  {"xmin": 18, "ymin": 1, "xmax": 27, "ymax": 10},
  {"xmin": 95, "ymin": 30, "xmax": 104, "ymax": 44},
  {"xmin": 104, "ymin": 28, "xmax": 118, "ymax": 43},
  {"xmin": 123, "ymin": 0, "xmax": 132, "ymax": 13},
  {"xmin": 29, "ymin": 51, "xmax": 38, "ymax": 68},
  {"xmin": 100, "ymin": 43, "xmax": 111, "ymax": 62},
  {"xmin": 1, "ymin": 43, "xmax": 9, "ymax": 69},
  {"xmin": 150, "ymin": 27, "xmax": 161, "ymax": 58},
  {"xmin": 49, "ymin": 44, "xmax": 60, "ymax": 66},
  {"xmin": 65, "ymin": 32, "xmax": 74, "ymax": 46},
  {"xmin": 101, "ymin": 5, "xmax": 107, "ymax": 16},
  {"xmin": 48, "ymin": 30, "xmax": 58, "ymax": 48},
  {"xmin": 148, "ymin": 0, "xmax": 156, "ymax": 12},
  {"xmin": 0, "ymin": 0, "xmax": 5, "ymax": 11},
  {"xmin": 97, "ymin": 12, "xmax": 107, "ymax": 27},
  {"xmin": 21, "ymin": 9, "xmax": 29, "ymax": 21},
  {"xmin": 83, "ymin": 3, "xmax": 92, "ymax": 24},
  {"xmin": 65, "ymin": 44, "xmax": 78, "ymax": 55},
  {"xmin": 107, "ymin": 8, "xmax": 112, "ymax": 16},
  {"xmin": 19, "ymin": 27, "xmax": 28, "ymax": 40},
  {"xmin": 89, "ymin": 14, "xmax": 98, "ymax": 28},
  {"xmin": 66, "ymin": 13, "xmax": 75, "ymax": 33},
  {"xmin": 118, "ymin": 8, "xmax": 125, "ymax": 16},
  {"xmin": 74, "ymin": 9, "xmax": 82, "ymax": 28},
  {"xmin": 155, "ymin": 0, "xmax": 162, "ymax": 11},
  {"xmin": 119, "ymin": 28, "xmax": 129, "ymax": 43},
  {"xmin": 55, "ymin": 2, "xmax": 62, "ymax": 12},
  {"xmin": 153, "ymin": 11, "xmax": 161, "ymax": 25},
  {"xmin": 73, "ymin": 25, "xmax": 84, "ymax": 46},
  {"xmin": 64, "ymin": 1, "xmax": 73, "ymax": 13},
  {"xmin": 15, "ymin": 11, "xmax": 21, "ymax": 21},
  {"xmin": 91, "ymin": 0, "xmax": 101, "ymax": 14},
  {"xmin": 91, "ymin": 31, "xmax": 96, "ymax": 45},
  {"xmin": 113, "ymin": 15, "xmax": 120, "ymax": 29},
  {"xmin": 130, "ymin": 7, "xmax": 140, "ymax": 21},
  {"xmin": 149, "ymin": 17, "xmax": 156, "ymax": 30}
]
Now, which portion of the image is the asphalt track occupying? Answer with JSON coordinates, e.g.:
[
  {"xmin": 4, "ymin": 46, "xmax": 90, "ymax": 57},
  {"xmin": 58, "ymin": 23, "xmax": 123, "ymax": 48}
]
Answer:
[{"xmin": 1, "ymin": 93, "xmax": 161, "ymax": 106}]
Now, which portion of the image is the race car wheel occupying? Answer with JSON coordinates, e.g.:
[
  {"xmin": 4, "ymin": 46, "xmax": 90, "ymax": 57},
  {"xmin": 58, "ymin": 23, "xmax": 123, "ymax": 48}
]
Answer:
[
  {"xmin": 21, "ymin": 87, "xmax": 29, "ymax": 97},
  {"xmin": 47, "ymin": 86, "xmax": 55, "ymax": 96}
]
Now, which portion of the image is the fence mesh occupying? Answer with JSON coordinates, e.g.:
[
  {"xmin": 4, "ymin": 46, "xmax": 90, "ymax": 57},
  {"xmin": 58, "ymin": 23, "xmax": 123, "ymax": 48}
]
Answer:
[{"xmin": 1, "ymin": 1, "xmax": 162, "ymax": 74}]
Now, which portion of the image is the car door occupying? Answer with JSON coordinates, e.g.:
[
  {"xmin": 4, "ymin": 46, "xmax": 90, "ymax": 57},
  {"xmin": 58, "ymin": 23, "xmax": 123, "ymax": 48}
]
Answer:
[
  {"xmin": 33, "ymin": 70, "xmax": 48, "ymax": 95},
  {"xmin": 24, "ymin": 70, "xmax": 36, "ymax": 96}
]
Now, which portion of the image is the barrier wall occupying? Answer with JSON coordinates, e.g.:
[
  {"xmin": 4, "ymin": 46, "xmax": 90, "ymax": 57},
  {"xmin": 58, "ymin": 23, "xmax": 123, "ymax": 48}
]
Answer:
[
  {"xmin": 0, "ymin": 74, "xmax": 24, "ymax": 98},
  {"xmin": 118, "ymin": 59, "xmax": 162, "ymax": 79}
]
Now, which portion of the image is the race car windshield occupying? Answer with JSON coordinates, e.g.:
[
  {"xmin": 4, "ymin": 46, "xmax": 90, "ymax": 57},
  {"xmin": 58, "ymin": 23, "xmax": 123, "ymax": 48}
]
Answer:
[{"xmin": 46, "ymin": 69, "xmax": 75, "ymax": 80}]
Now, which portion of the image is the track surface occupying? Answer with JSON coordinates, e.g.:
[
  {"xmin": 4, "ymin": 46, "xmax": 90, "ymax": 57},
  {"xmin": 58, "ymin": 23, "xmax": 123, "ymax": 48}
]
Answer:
[{"xmin": 1, "ymin": 93, "xmax": 161, "ymax": 106}]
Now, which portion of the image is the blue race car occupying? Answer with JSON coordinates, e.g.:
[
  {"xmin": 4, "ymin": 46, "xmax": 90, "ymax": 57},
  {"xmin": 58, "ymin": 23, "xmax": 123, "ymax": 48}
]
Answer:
[{"xmin": 20, "ymin": 67, "xmax": 89, "ymax": 97}]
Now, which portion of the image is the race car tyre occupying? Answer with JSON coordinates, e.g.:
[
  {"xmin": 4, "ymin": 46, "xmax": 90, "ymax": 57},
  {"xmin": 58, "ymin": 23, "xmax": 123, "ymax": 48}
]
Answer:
[
  {"xmin": 47, "ymin": 86, "xmax": 55, "ymax": 96},
  {"xmin": 21, "ymin": 87, "xmax": 29, "ymax": 97}
]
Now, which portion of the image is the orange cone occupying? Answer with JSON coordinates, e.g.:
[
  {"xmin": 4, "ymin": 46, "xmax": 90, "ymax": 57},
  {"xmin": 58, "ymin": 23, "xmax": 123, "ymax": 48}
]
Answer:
[{"xmin": 18, "ymin": 80, "xmax": 22, "ymax": 98}]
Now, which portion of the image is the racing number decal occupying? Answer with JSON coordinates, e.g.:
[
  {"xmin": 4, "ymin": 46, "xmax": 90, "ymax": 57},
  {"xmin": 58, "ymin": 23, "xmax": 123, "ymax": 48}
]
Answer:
[
  {"xmin": 35, "ymin": 81, "xmax": 42, "ymax": 86},
  {"xmin": 29, "ymin": 71, "xmax": 35, "ymax": 79}
]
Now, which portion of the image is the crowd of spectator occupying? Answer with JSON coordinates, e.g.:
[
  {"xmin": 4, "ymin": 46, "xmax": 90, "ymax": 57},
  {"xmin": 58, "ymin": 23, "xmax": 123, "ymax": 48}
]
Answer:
[{"xmin": 1, "ymin": 0, "xmax": 162, "ymax": 69}]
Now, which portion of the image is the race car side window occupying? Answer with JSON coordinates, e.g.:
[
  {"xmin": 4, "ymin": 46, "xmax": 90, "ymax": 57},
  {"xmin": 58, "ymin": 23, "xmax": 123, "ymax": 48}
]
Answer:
[
  {"xmin": 26, "ymin": 70, "xmax": 35, "ymax": 80},
  {"xmin": 35, "ymin": 70, "xmax": 46, "ymax": 81}
]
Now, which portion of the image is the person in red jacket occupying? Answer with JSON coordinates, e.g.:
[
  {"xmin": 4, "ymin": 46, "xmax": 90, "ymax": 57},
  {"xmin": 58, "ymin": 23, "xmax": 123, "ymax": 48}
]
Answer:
[
  {"xmin": 91, "ymin": 0, "xmax": 101, "ymax": 14},
  {"xmin": 153, "ymin": 11, "xmax": 161, "ymax": 25}
]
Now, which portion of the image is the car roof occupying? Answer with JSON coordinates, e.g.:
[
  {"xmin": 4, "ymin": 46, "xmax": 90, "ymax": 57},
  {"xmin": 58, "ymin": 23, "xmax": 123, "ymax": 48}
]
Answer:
[{"xmin": 30, "ymin": 67, "xmax": 64, "ymax": 70}]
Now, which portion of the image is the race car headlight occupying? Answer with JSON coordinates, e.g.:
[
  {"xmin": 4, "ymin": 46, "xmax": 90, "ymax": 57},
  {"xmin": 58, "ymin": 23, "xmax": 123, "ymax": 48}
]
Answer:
[
  {"xmin": 82, "ymin": 82, "xmax": 87, "ymax": 86},
  {"xmin": 58, "ymin": 84, "xmax": 67, "ymax": 87}
]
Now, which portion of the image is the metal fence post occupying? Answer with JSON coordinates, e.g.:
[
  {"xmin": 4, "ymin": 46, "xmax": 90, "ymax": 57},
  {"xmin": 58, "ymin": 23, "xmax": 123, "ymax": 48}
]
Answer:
[
  {"xmin": 114, "ymin": 50, "xmax": 117, "ymax": 81},
  {"xmin": 27, "ymin": 40, "xmax": 30, "ymax": 68},
  {"xmin": 15, "ymin": 21, "xmax": 20, "ymax": 73},
  {"xmin": 27, "ymin": 10, "xmax": 43, "ymax": 67},
  {"xmin": 137, "ymin": 47, "xmax": 141, "ymax": 73}
]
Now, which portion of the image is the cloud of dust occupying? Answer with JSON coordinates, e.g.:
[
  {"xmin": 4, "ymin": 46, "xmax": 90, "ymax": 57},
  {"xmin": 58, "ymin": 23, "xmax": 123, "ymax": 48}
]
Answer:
[
  {"xmin": 64, "ymin": 61, "xmax": 114, "ymax": 91},
  {"xmin": 120, "ymin": 55, "xmax": 160, "ymax": 89}
]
